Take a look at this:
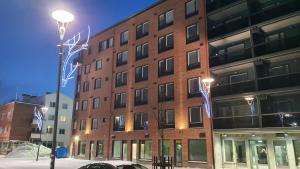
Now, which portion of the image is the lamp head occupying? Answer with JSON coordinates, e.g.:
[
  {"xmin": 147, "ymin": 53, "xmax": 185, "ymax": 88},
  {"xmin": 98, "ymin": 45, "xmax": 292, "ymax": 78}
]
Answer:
[
  {"xmin": 52, "ymin": 10, "xmax": 74, "ymax": 23},
  {"xmin": 41, "ymin": 107, "xmax": 48, "ymax": 114}
]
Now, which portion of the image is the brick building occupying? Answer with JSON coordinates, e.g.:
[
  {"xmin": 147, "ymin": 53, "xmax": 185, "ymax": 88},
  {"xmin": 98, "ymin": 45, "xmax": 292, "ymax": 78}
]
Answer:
[
  {"xmin": 71, "ymin": 0, "xmax": 213, "ymax": 168},
  {"xmin": 0, "ymin": 101, "xmax": 36, "ymax": 154}
]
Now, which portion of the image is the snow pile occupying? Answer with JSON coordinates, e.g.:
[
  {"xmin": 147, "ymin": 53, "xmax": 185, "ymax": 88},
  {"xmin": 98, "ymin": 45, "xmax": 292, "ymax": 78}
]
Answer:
[{"xmin": 6, "ymin": 142, "xmax": 51, "ymax": 159}]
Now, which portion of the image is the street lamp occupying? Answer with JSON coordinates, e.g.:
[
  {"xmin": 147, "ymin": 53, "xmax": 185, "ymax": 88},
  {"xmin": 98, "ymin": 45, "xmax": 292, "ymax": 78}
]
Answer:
[
  {"xmin": 51, "ymin": 9, "xmax": 74, "ymax": 169},
  {"xmin": 36, "ymin": 106, "xmax": 48, "ymax": 161},
  {"xmin": 201, "ymin": 77, "xmax": 215, "ymax": 169}
]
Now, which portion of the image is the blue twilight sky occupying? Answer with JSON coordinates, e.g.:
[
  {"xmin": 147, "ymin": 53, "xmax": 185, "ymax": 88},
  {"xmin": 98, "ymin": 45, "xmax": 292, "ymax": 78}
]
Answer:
[{"xmin": 0, "ymin": 0, "xmax": 159, "ymax": 104}]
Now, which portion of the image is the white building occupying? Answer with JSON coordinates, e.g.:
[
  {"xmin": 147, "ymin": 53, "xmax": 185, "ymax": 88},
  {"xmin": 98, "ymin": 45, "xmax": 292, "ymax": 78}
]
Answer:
[{"xmin": 30, "ymin": 93, "xmax": 73, "ymax": 148}]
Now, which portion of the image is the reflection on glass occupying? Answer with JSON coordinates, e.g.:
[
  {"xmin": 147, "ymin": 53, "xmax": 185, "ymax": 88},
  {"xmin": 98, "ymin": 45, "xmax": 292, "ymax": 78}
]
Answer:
[
  {"xmin": 273, "ymin": 140, "xmax": 288, "ymax": 166},
  {"xmin": 224, "ymin": 140, "xmax": 233, "ymax": 162},
  {"xmin": 236, "ymin": 141, "xmax": 246, "ymax": 163},
  {"xmin": 250, "ymin": 140, "xmax": 268, "ymax": 165},
  {"xmin": 293, "ymin": 140, "xmax": 300, "ymax": 167}
]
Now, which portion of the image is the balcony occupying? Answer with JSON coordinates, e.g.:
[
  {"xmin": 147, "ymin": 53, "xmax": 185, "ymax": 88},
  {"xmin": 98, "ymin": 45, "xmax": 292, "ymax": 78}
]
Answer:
[
  {"xmin": 211, "ymin": 80, "xmax": 255, "ymax": 97},
  {"xmin": 258, "ymin": 72, "xmax": 300, "ymax": 90},
  {"xmin": 209, "ymin": 47, "xmax": 252, "ymax": 67},
  {"xmin": 206, "ymin": 0, "xmax": 241, "ymax": 13},
  {"xmin": 250, "ymin": 0, "xmax": 300, "ymax": 25},
  {"xmin": 213, "ymin": 116, "xmax": 259, "ymax": 129},
  {"xmin": 208, "ymin": 17, "xmax": 249, "ymax": 39},
  {"xmin": 254, "ymin": 34, "xmax": 300, "ymax": 57}
]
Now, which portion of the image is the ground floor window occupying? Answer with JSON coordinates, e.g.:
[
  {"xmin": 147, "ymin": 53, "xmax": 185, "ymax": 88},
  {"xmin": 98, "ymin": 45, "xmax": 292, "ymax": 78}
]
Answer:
[
  {"xmin": 273, "ymin": 140, "xmax": 288, "ymax": 166},
  {"xmin": 140, "ymin": 140, "xmax": 152, "ymax": 160},
  {"xmin": 159, "ymin": 140, "xmax": 170, "ymax": 158},
  {"xmin": 112, "ymin": 140, "xmax": 121, "ymax": 159},
  {"xmin": 224, "ymin": 140, "xmax": 233, "ymax": 162},
  {"xmin": 78, "ymin": 141, "xmax": 86, "ymax": 156},
  {"xmin": 293, "ymin": 140, "xmax": 300, "ymax": 167},
  {"xmin": 96, "ymin": 141, "xmax": 103, "ymax": 158},
  {"xmin": 188, "ymin": 139, "xmax": 207, "ymax": 162},
  {"xmin": 235, "ymin": 141, "xmax": 246, "ymax": 163}
]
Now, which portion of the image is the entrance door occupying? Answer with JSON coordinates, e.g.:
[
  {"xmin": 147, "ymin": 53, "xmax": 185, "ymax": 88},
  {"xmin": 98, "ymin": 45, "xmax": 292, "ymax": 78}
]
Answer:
[
  {"xmin": 122, "ymin": 142, "xmax": 127, "ymax": 160},
  {"xmin": 132, "ymin": 142, "xmax": 137, "ymax": 161},
  {"xmin": 250, "ymin": 140, "xmax": 269, "ymax": 169},
  {"xmin": 89, "ymin": 141, "xmax": 94, "ymax": 160},
  {"xmin": 175, "ymin": 142, "xmax": 182, "ymax": 166}
]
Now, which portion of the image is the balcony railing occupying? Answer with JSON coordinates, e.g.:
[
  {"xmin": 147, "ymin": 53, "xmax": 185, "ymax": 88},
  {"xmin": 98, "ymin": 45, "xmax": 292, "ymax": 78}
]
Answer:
[
  {"xmin": 206, "ymin": 0, "xmax": 241, "ymax": 13},
  {"xmin": 258, "ymin": 72, "xmax": 300, "ymax": 90},
  {"xmin": 113, "ymin": 126, "xmax": 125, "ymax": 131},
  {"xmin": 254, "ymin": 34, "xmax": 300, "ymax": 57},
  {"xmin": 211, "ymin": 80, "xmax": 255, "ymax": 97},
  {"xmin": 213, "ymin": 116, "xmax": 259, "ymax": 129},
  {"xmin": 209, "ymin": 47, "xmax": 252, "ymax": 67},
  {"xmin": 250, "ymin": 0, "xmax": 300, "ymax": 25},
  {"xmin": 208, "ymin": 17, "xmax": 249, "ymax": 39}
]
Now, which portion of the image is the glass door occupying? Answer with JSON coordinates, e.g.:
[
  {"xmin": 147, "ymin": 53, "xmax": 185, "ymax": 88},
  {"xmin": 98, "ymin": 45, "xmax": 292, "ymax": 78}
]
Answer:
[
  {"xmin": 175, "ymin": 141, "xmax": 182, "ymax": 166},
  {"xmin": 273, "ymin": 140, "xmax": 289, "ymax": 168},
  {"xmin": 132, "ymin": 142, "xmax": 137, "ymax": 161},
  {"xmin": 250, "ymin": 140, "xmax": 269, "ymax": 169},
  {"xmin": 89, "ymin": 141, "xmax": 94, "ymax": 160},
  {"xmin": 122, "ymin": 142, "xmax": 127, "ymax": 160}
]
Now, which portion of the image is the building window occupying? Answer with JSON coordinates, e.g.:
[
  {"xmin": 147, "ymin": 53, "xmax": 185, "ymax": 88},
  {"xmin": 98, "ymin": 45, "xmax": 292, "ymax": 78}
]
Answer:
[
  {"xmin": 187, "ymin": 49, "xmax": 200, "ymax": 70},
  {"xmin": 96, "ymin": 141, "xmax": 104, "ymax": 158},
  {"xmin": 62, "ymin": 103, "xmax": 68, "ymax": 109},
  {"xmin": 79, "ymin": 120, "xmax": 86, "ymax": 131},
  {"xmin": 115, "ymin": 93, "xmax": 126, "ymax": 108},
  {"xmin": 115, "ymin": 71, "xmax": 127, "ymax": 87},
  {"xmin": 135, "ymin": 88, "xmax": 148, "ymax": 106},
  {"xmin": 82, "ymin": 100, "xmax": 88, "ymax": 111},
  {"xmin": 186, "ymin": 23, "xmax": 199, "ymax": 43},
  {"xmin": 83, "ymin": 81, "xmax": 89, "ymax": 92},
  {"xmin": 92, "ymin": 118, "xmax": 98, "ymax": 130},
  {"xmin": 158, "ymin": 57, "xmax": 174, "ymax": 77},
  {"xmin": 136, "ymin": 22, "xmax": 149, "ymax": 39},
  {"xmin": 134, "ymin": 112, "xmax": 148, "ymax": 130},
  {"xmin": 76, "ymin": 83, "xmax": 81, "ymax": 93},
  {"xmin": 113, "ymin": 115, "xmax": 125, "ymax": 131},
  {"xmin": 186, "ymin": 0, "xmax": 198, "ymax": 18},
  {"xmin": 188, "ymin": 139, "xmax": 207, "ymax": 162},
  {"xmin": 159, "ymin": 10, "xmax": 174, "ymax": 30},
  {"xmin": 48, "ymin": 115, "xmax": 55, "ymax": 120},
  {"xmin": 112, "ymin": 140, "xmax": 122, "ymax": 159},
  {"xmin": 120, "ymin": 30, "xmax": 129, "ymax": 45},
  {"xmin": 99, "ymin": 37, "xmax": 113, "ymax": 51},
  {"xmin": 159, "ymin": 140, "xmax": 170, "ymax": 158},
  {"xmin": 188, "ymin": 77, "xmax": 201, "ymax": 98},
  {"xmin": 158, "ymin": 33, "xmax": 174, "ymax": 53},
  {"xmin": 116, "ymin": 51, "xmax": 128, "ymax": 66},
  {"xmin": 46, "ymin": 126, "xmax": 53, "ymax": 133},
  {"xmin": 159, "ymin": 109, "xmax": 175, "ymax": 128},
  {"xmin": 94, "ymin": 78, "xmax": 101, "ymax": 89},
  {"xmin": 224, "ymin": 140, "xmax": 233, "ymax": 162},
  {"xmin": 140, "ymin": 140, "xmax": 152, "ymax": 160},
  {"xmin": 75, "ymin": 101, "xmax": 79, "ymax": 111},
  {"xmin": 294, "ymin": 140, "xmax": 300, "ymax": 166},
  {"xmin": 136, "ymin": 43, "xmax": 149, "ymax": 61},
  {"xmin": 78, "ymin": 141, "xmax": 86, "ymax": 156},
  {"xmin": 274, "ymin": 140, "xmax": 288, "ymax": 166},
  {"xmin": 189, "ymin": 106, "xmax": 203, "ymax": 127},
  {"xmin": 95, "ymin": 60, "xmax": 102, "ymax": 70},
  {"xmin": 50, "ymin": 102, "xmax": 56, "ymax": 107},
  {"xmin": 93, "ymin": 97, "xmax": 100, "ymax": 109},
  {"xmin": 236, "ymin": 141, "xmax": 246, "ymax": 163},
  {"xmin": 85, "ymin": 64, "xmax": 90, "ymax": 74},
  {"xmin": 135, "ymin": 65, "xmax": 148, "ymax": 82},
  {"xmin": 59, "ymin": 116, "xmax": 67, "ymax": 123},
  {"xmin": 59, "ymin": 129, "xmax": 65, "ymax": 134},
  {"xmin": 158, "ymin": 83, "xmax": 174, "ymax": 102}
]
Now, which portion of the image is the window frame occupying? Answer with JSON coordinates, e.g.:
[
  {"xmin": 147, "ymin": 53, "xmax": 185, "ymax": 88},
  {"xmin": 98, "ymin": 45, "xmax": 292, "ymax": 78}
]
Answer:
[
  {"xmin": 120, "ymin": 30, "xmax": 129, "ymax": 46},
  {"xmin": 136, "ymin": 21, "xmax": 149, "ymax": 39},
  {"xmin": 135, "ymin": 65, "xmax": 149, "ymax": 82},
  {"xmin": 188, "ymin": 106, "xmax": 203, "ymax": 128},
  {"xmin": 185, "ymin": 0, "xmax": 199, "ymax": 18},
  {"xmin": 116, "ymin": 51, "xmax": 128, "ymax": 67},
  {"xmin": 158, "ymin": 33, "xmax": 174, "ymax": 53},
  {"xmin": 187, "ymin": 49, "xmax": 200, "ymax": 70},
  {"xmin": 188, "ymin": 77, "xmax": 201, "ymax": 98},
  {"xmin": 186, "ymin": 23, "xmax": 200, "ymax": 44},
  {"xmin": 158, "ymin": 10, "xmax": 174, "ymax": 30}
]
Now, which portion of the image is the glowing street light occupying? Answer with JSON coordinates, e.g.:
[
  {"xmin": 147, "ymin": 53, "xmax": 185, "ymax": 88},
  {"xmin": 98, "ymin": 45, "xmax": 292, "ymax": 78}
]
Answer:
[
  {"xmin": 202, "ymin": 78, "xmax": 215, "ymax": 91},
  {"xmin": 50, "ymin": 9, "xmax": 74, "ymax": 169}
]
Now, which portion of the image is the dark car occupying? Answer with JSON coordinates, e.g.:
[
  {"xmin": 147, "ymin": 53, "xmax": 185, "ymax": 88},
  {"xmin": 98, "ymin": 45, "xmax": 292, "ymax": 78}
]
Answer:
[{"xmin": 78, "ymin": 161, "xmax": 148, "ymax": 169}]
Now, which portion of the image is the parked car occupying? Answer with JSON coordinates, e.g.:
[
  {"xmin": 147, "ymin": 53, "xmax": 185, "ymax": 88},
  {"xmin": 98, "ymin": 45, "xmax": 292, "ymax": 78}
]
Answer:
[{"xmin": 78, "ymin": 161, "xmax": 148, "ymax": 169}]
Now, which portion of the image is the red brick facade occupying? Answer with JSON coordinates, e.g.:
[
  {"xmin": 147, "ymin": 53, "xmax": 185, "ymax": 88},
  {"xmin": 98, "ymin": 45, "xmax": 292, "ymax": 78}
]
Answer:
[{"xmin": 72, "ymin": 0, "xmax": 212, "ymax": 167}]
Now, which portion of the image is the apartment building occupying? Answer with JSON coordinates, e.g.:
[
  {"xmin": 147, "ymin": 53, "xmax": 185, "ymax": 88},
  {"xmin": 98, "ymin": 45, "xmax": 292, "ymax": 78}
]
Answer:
[
  {"xmin": 71, "ymin": 0, "xmax": 213, "ymax": 168},
  {"xmin": 29, "ymin": 93, "xmax": 73, "ymax": 148},
  {"xmin": 0, "ymin": 101, "xmax": 36, "ymax": 154},
  {"xmin": 206, "ymin": 0, "xmax": 300, "ymax": 168}
]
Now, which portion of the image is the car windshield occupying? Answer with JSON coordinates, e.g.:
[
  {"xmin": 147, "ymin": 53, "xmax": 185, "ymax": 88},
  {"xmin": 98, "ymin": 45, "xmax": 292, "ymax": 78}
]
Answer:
[{"xmin": 116, "ymin": 164, "xmax": 148, "ymax": 169}]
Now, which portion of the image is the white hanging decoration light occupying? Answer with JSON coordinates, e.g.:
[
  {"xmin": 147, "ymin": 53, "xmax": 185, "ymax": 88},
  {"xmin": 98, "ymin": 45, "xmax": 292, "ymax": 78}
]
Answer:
[
  {"xmin": 61, "ymin": 26, "xmax": 90, "ymax": 87},
  {"xmin": 34, "ymin": 107, "xmax": 43, "ymax": 131}
]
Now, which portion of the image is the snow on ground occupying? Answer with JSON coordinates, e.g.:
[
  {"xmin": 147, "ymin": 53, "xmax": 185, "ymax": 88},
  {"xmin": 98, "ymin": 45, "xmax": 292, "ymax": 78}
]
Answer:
[{"xmin": 6, "ymin": 142, "xmax": 51, "ymax": 159}]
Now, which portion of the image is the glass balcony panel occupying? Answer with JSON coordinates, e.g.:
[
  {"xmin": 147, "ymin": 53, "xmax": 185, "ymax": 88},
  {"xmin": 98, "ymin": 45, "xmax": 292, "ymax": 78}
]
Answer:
[
  {"xmin": 257, "ymin": 72, "xmax": 300, "ymax": 90},
  {"xmin": 211, "ymin": 80, "xmax": 255, "ymax": 97}
]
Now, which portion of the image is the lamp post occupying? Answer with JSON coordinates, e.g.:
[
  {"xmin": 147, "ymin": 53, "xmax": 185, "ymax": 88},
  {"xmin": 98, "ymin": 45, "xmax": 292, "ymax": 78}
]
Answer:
[
  {"xmin": 201, "ymin": 78, "xmax": 214, "ymax": 169},
  {"xmin": 51, "ymin": 10, "xmax": 74, "ymax": 169},
  {"xmin": 36, "ymin": 106, "xmax": 48, "ymax": 161}
]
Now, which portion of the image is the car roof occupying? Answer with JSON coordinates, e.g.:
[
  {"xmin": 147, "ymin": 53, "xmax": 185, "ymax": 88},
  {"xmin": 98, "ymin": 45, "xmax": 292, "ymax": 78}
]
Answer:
[{"xmin": 92, "ymin": 160, "xmax": 135, "ymax": 167}]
